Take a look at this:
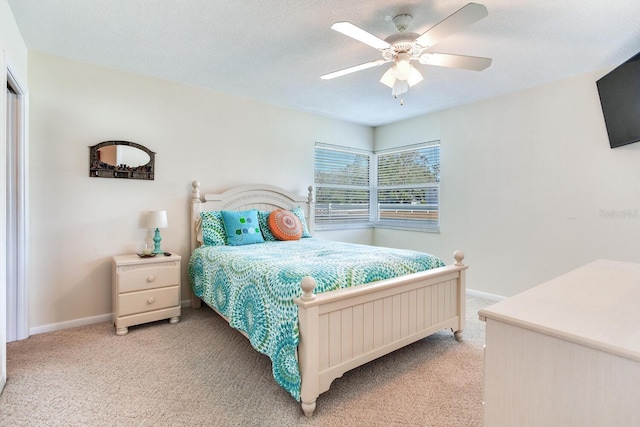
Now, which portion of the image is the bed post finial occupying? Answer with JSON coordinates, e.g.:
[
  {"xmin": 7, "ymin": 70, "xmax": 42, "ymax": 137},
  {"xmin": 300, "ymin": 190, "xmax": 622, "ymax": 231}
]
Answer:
[
  {"xmin": 300, "ymin": 276, "xmax": 317, "ymax": 301},
  {"xmin": 192, "ymin": 180, "xmax": 201, "ymax": 201},
  {"xmin": 453, "ymin": 250, "xmax": 465, "ymax": 266},
  {"xmin": 307, "ymin": 186, "xmax": 314, "ymax": 203}
]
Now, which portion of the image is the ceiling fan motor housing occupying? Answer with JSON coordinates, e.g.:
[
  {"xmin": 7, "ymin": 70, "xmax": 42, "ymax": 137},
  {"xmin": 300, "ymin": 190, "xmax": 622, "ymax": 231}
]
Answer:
[{"xmin": 382, "ymin": 33, "xmax": 424, "ymax": 61}]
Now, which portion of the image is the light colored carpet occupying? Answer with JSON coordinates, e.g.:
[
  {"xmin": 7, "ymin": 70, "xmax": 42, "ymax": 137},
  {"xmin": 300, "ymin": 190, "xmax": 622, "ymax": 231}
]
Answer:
[{"xmin": 1, "ymin": 295, "xmax": 495, "ymax": 426}]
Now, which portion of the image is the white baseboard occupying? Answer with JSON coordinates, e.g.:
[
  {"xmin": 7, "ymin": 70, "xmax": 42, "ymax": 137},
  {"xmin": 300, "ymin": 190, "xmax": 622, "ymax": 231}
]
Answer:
[
  {"xmin": 28, "ymin": 300, "xmax": 194, "ymax": 337},
  {"xmin": 29, "ymin": 312, "xmax": 113, "ymax": 336},
  {"xmin": 467, "ymin": 288, "xmax": 506, "ymax": 301}
]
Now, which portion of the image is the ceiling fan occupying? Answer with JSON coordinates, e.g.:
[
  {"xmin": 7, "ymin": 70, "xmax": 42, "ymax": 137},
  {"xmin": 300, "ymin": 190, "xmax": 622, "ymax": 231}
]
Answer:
[{"xmin": 321, "ymin": 2, "xmax": 492, "ymax": 103}]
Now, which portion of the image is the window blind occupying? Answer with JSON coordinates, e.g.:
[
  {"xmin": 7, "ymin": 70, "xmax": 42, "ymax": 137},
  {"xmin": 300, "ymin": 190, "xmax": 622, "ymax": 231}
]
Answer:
[
  {"xmin": 314, "ymin": 144, "xmax": 371, "ymax": 226},
  {"xmin": 376, "ymin": 142, "xmax": 440, "ymax": 230}
]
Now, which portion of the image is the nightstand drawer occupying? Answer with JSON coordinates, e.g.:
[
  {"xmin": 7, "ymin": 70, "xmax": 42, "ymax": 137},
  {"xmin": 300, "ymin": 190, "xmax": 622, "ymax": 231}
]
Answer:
[
  {"xmin": 118, "ymin": 286, "xmax": 179, "ymax": 316},
  {"xmin": 118, "ymin": 264, "xmax": 179, "ymax": 293}
]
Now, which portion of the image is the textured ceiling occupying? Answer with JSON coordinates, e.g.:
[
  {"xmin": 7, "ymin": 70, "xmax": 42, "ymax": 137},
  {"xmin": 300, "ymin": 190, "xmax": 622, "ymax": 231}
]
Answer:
[{"xmin": 8, "ymin": 0, "xmax": 640, "ymax": 127}]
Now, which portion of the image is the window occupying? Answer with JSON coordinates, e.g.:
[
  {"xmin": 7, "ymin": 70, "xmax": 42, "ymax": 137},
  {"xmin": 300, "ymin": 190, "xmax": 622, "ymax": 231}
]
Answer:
[
  {"xmin": 314, "ymin": 143, "xmax": 371, "ymax": 227},
  {"xmin": 376, "ymin": 142, "xmax": 440, "ymax": 231},
  {"xmin": 314, "ymin": 141, "xmax": 440, "ymax": 231}
]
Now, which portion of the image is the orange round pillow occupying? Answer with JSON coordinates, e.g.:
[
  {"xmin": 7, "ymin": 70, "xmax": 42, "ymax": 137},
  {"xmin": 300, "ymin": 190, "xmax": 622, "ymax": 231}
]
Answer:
[{"xmin": 268, "ymin": 209, "xmax": 303, "ymax": 241}]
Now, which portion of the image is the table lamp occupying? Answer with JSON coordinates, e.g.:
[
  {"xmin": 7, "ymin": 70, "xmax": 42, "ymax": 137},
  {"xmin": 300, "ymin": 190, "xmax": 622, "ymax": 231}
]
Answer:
[{"xmin": 147, "ymin": 210, "xmax": 168, "ymax": 254}]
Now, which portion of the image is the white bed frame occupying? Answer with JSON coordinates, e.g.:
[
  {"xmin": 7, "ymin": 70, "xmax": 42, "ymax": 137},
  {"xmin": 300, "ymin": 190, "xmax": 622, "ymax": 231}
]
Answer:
[{"xmin": 190, "ymin": 181, "xmax": 468, "ymax": 417}]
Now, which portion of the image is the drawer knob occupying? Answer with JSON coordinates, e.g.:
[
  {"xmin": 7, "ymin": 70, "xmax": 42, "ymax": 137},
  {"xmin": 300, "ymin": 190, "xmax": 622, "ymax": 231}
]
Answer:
[
  {"xmin": 146, "ymin": 275, "xmax": 155, "ymax": 282},
  {"xmin": 147, "ymin": 297, "xmax": 155, "ymax": 305}
]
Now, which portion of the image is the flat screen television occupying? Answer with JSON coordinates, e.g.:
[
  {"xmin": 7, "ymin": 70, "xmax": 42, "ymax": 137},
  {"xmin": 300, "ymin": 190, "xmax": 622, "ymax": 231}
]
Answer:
[{"xmin": 596, "ymin": 52, "xmax": 640, "ymax": 148}]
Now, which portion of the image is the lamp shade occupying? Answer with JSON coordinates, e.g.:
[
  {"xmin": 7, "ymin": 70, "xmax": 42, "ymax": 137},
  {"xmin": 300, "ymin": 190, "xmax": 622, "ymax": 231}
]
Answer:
[
  {"xmin": 406, "ymin": 66, "xmax": 424, "ymax": 87},
  {"xmin": 395, "ymin": 53, "xmax": 412, "ymax": 80},
  {"xmin": 380, "ymin": 66, "xmax": 397, "ymax": 88},
  {"xmin": 147, "ymin": 210, "xmax": 168, "ymax": 229},
  {"xmin": 392, "ymin": 80, "xmax": 409, "ymax": 97}
]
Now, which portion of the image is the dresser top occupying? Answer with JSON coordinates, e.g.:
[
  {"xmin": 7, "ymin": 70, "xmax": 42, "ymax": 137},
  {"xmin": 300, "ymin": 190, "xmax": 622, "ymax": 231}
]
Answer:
[{"xmin": 479, "ymin": 260, "xmax": 640, "ymax": 362}]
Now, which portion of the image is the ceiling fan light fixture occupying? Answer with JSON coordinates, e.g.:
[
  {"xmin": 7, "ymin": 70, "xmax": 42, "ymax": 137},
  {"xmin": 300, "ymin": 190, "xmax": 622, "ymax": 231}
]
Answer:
[
  {"xmin": 380, "ymin": 66, "xmax": 397, "ymax": 88},
  {"xmin": 380, "ymin": 61, "xmax": 422, "ymax": 99},
  {"xmin": 392, "ymin": 79, "xmax": 409, "ymax": 98},
  {"xmin": 406, "ymin": 66, "xmax": 424, "ymax": 87},
  {"xmin": 395, "ymin": 52, "xmax": 412, "ymax": 80}
]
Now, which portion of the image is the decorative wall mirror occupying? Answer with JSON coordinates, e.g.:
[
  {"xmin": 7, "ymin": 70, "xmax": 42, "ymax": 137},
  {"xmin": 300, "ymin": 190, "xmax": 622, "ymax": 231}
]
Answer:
[{"xmin": 89, "ymin": 141, "xmax": 155, "ymax": 180}]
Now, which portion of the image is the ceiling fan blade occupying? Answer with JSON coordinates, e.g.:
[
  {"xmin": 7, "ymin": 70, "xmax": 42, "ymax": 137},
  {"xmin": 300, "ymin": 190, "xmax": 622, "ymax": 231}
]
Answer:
[
  {"xmin": 331, "ymin": 22, "xmax": 391, "ymax": 50},
  {"xmin": 419, "ymin": 52, "xmax": 492, "ymax": 71},
  {"xmin": 321, "ymin": 59, "xmax": 388, "ymax": 80},
  {"xmin": 415, "ymin": 3, "xmax": 488, "ymax": 48}
]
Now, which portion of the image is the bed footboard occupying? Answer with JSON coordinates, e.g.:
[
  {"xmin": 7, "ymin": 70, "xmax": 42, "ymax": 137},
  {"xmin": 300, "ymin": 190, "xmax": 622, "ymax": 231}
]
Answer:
[{"xmin": 295, "ymin": 251, "xmax": 467, "ymax": 417}]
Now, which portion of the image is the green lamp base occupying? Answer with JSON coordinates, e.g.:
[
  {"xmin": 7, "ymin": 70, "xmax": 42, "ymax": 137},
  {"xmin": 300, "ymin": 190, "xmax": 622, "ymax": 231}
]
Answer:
[{"xmin": 153, "ymin": 228, "xmax": 163, "ymax": 254}]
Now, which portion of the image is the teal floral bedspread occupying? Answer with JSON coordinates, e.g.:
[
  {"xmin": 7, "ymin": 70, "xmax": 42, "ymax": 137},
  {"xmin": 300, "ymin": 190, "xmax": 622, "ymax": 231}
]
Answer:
[{"xmin": 188, "ymin": 238, "xmax": 445, "ymax": 401}]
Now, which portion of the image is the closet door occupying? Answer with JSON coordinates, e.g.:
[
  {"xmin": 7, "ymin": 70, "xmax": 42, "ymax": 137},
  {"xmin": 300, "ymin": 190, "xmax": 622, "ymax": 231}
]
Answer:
[{"xmin": 2, "ymin": 60, "xmax": 29, "ymax": 395}]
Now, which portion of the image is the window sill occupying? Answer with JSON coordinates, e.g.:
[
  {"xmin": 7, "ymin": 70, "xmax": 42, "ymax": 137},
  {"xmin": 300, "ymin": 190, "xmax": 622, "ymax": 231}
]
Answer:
[
  {"xmin": 315, "ymin": 223, "xmax": 439, "ymax": 233},
  {"xmin": 373, "ymin": 225, "xmax": 440, "ymax": 234},
  {"xmin": 314, "ymin": 223, "xmax": 373, "ymax": 232}
]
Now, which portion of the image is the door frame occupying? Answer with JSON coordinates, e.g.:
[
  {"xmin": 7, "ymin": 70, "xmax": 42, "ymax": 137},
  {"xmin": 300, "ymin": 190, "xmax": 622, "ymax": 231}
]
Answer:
[{"xmin": 5, "ymin": 56, "xmax": 28, "ymax": 344}]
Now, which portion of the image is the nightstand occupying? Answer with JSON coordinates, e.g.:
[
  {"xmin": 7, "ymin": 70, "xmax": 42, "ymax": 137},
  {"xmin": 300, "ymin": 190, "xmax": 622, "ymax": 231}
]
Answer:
[{"xmin": 112, "ymin": 253, "xmax": 182, "ymax": 335}]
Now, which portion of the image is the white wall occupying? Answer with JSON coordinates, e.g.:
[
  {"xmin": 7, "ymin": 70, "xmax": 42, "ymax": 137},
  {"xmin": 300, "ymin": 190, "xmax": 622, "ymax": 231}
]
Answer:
[
  {"xmin": 375, "ymin": 70, "xmax": 640, "ymax": 297},
  {"xmin": 27, "ymin": 51, "xmax": 372, "ymax": 330}
]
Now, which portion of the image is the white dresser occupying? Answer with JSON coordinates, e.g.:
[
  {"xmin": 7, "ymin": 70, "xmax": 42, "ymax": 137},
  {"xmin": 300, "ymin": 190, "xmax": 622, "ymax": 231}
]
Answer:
[
  {"xmin": 479, "ymin": 260, "xmax": 640, "ymax": 427},
  {"xmin": 112, "ymin": 253, "xmax": 181, "ymax": 335}
]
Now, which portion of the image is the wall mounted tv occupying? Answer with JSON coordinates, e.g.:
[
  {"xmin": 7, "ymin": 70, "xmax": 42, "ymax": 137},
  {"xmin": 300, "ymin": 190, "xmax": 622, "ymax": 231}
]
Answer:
[{"xmin": 596, "ymin": 52, "xmax": 640, "ymax": 149}]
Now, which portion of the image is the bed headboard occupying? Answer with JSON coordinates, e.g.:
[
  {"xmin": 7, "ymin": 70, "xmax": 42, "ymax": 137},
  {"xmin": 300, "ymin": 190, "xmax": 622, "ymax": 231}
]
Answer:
[{"xmin": 190, "ymin": 180, "xmax": 314, "ymax": 252}]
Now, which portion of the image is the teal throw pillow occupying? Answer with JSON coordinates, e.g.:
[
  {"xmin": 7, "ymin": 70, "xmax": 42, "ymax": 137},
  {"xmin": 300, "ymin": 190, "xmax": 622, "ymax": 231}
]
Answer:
[
  {"xmin": 221, "ymin": 209, "xmax": 265, "ymax": 246},
  {"xmin": 291, "ymin": 206, "xmax": 312, "ymax": 237},
  {"xmin": 200, "ymin": 211, "xmax": 227, "ymax": 246},
  {"xmin": 257, "ymin": 210, "xmax": 277, "ymax": 241}
]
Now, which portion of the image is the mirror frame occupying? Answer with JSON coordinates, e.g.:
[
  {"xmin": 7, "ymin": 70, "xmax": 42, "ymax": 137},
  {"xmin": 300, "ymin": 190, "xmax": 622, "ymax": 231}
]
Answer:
[{"xmin": 89, "ymin": 140, "xmax": 155, "ymax": 180}]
